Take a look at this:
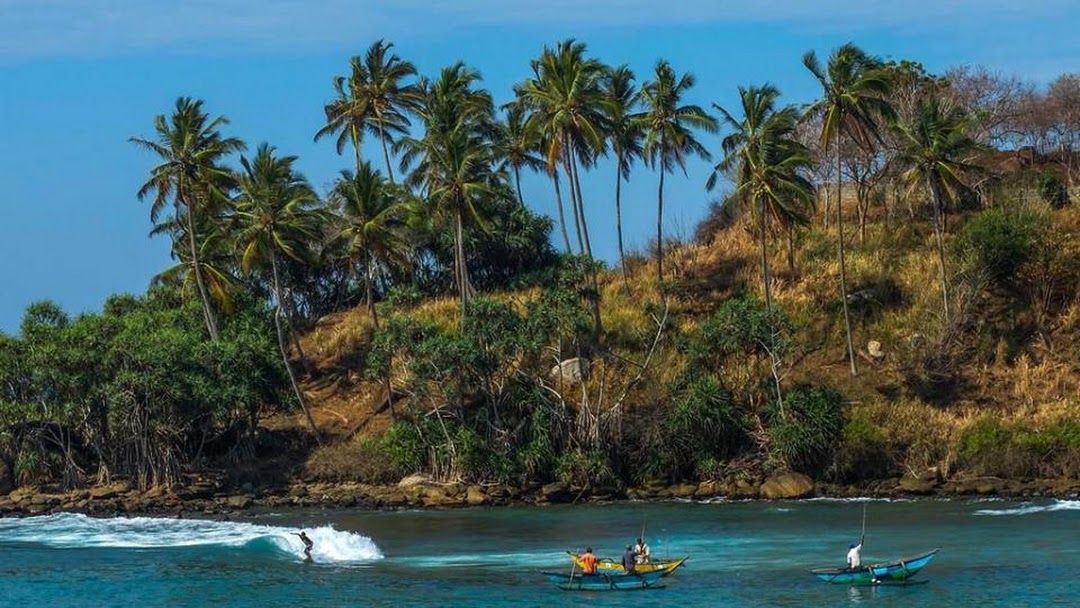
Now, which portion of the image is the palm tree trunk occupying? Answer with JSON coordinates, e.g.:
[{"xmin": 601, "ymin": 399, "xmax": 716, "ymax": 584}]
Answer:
[
  {"xmin": 563, "ymin": 148, "xmax": 586, "ymax": 256},
  {"xmin": 656, "ymin": 163, "xmax": 666, "ymax": 284},
  {"xmin": 570, "ymin": 152, "xmax": 594, "ymax": 260},
  {"xmin": 822, "ymin": 181, "xmax": 831, "ymax": 231},
  {"xmin": 364, "ymin": 246, "xmax": 378, "ymax": 325},
  {"xmin": 455, "ymin": 210, "xmax": 469, "ymax": 333},
  {"xmin": 351, "ymin": 125, "xmax": 363, "ymax": 176},
  {"xmin": 272, "ymin": 254, "xmax": 321, "ymax": 444},
  {"xmin": 615, "ymin": 157, "xmax": 629, "ymax": 286},
  {"xmin": 787, "ymin": 224, "xmax": 795, "ymax": 274},
  {"xmin": 928, "ymin": 176, "xmax": 951, "ymax": 326},
  {"xmin": 857, "ymin": 185, "xmax": 868, "ymax": 246},
  {"xmin": 551, "ymin": 170, "xmax": 572, "ymax": 253},
  {"xmin": 278, "ymin": 281, "xmax": 311, "ymax": 374},
  {"xmin": 836, "ymin": 133, "xmax": 858, "ymax": 376},
  {"xmin": 376, "ymin": 111, "xmax": 396, "ymax": 184},
  {"xmin": 183, "ymin": 192, "xmax": 219, "ymax": 342},
  {"xmin": 759, "ymin": 194, "xmax": 773, "ymax": 312},
  {"xmin": 514, "ymin": 165, "xmax": 524, "ymax": 206}
]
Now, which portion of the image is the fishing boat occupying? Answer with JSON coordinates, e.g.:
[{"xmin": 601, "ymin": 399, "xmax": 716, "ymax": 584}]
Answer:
[
  {"xmin": 541, "ymin": 569, "xmax": 668, "ymax": 591},
  {"xmin": 566, "ymin": 552, "xmax": 688, "ymax": 576},
  {"xmin": 810, "ymin": 548, "xmax": 940, "ymax": 585}
]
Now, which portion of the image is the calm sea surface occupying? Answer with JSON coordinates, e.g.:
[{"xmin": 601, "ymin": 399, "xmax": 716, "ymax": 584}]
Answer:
[{"xmin": 0, "ymin": 498, "xmax": 1076, "ymax": 607}]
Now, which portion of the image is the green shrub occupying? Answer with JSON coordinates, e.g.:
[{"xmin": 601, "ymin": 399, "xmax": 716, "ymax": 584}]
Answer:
[
  {"xmin": 454, "ymin": 426, "xmax": 515, "ymax": 484},
  {"xmin": 959, "ymin": 417, "xmax": 1012, "ymax": 460},
  {"xmin": 556, "ymin": 449, "xmax": 616, "ymax": 488},
  {"xmin": 668, "ymin": 377, "xmax": 745, "ymax": 463},
  {"xmin": 383, "ymin": 421, "xmax": 425, "ymax": 473},
  {"xmin": 767, "ymin": 385, "xmax": 844, "ymax": 474},
  {"xmin": 957, "ymin": 208, "xmax": 1037, "ymax": 285},
  {"xmin": 1039, "ymin": 171, "xmax": 1070, "ymax": 208}
]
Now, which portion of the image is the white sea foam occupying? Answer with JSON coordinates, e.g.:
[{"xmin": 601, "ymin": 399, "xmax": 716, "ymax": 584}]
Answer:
[
  {"xmin": 804, "ymin": 497, "xmax": 912, "ymax": 503},
  {"xmin": 0, "ymin": 513, "xmax": 382, "ymax": 563},
  {"xmin": 973, "ymin": 500, "xmax": 1080, "ymax": 516}
]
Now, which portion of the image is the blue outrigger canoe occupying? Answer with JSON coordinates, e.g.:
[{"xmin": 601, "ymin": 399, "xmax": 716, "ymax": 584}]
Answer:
[
  {"xmin": 810, "ymin": 548, "xmax": 940, "ymax": 585},
  {"xmin": 541, "ymin": 569, "xmax": 667, "ymax": 591}
]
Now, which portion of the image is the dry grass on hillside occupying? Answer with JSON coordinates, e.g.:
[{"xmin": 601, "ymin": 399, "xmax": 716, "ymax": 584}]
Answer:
[{"xmin": 272, "ymin": 194, "xmax": 1080, "ymax": 469}]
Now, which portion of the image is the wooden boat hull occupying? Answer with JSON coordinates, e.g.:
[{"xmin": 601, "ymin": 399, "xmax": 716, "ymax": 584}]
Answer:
[
  {"xmin": 567, "ymin": 552, "xmax": 687, "ymax": 576},
  {"xmin": 542, "ymin": 569, "xmax": 667, "ymax": 591},
  {"xmin": 810, "ymin": 548, "xmax": 940, "ymax": 585}
]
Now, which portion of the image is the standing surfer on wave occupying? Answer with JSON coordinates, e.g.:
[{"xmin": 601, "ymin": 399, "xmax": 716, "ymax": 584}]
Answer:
[{"xmin": 295, "ymin": 531, "xmax": 314, "ymax": 561}]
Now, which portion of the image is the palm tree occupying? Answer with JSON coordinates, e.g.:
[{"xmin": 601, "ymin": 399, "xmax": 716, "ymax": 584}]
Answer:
[
  {"xmin": 315, "ymin": 39, "xmax": 419, "ymax": 183},
  {"xmin": 399, "ymin": 63, "xmax": 499, "ymax": 331},
  {"xmin": 803, "ymin": 43, "xmax": 894, "ymax": 375},
  {"xmin": 130, "ymin": 97, "xmax": 245, "ymax": 342},
  {"xmin": 516, "ymin": 39, "xmax": 609, "ymax": 260},
  {"xmin": 330, "ymin": 161, "xmax": 414, "ymax": 325},
  {"xmin": 233, "ymin": 144, "xmax": 325, "ymax": 443},
  {"xmin": 639, "ymin": 60, "xmax": 717, "ymax": 283},
  {"xmin": 493, "ymin": 102, "xmax": 545, "ymax": 207},
  {"xmin": 710, "ymin": 85, "xmax": 816, "ymax": 312},
  {"xmin": 601, "ymin": 65, "xmax": 644, "ymax": 284},
  {"xmin": 315, "ymin": 56, "xmax": 367, "ymax": 176},
  {"xmin": 896, "ymin": 99, "xmax": 983, "ymax": 326}
]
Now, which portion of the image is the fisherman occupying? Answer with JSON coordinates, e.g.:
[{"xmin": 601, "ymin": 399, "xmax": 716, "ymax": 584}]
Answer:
[
  {"xmin": 634, "ymin": 537, "xmax": 651, "ymax": 563},
  {"xmin": 621, "ymin": 544, "xmax": 637, "ymax": 574},
  {"xmin": 295, "ymin": 531, "xmax": 314, "ymax": 561},
  {"xmin": 846, "ymin": 537, "xmax": 863, "ymax": 569},
  {"xmin": 580, "ymin": 547, "xmax": 598, "ymax": 574}
]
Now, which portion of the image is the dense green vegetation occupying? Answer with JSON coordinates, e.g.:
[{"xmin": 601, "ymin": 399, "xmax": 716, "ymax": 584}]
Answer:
[{"xmin": 2, "ymin": 40, "xmax": 1079, "ymax": 494}]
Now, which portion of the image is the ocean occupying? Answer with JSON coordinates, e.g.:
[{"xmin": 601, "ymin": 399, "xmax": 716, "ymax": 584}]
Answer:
[{"xmin": 0, "ymin": 498, "xmax": 1076, "ymax": 606}]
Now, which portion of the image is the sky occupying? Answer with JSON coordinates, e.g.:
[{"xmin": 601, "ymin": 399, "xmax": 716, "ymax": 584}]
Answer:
[{"xmin": 2, "ymin": 0, "xmax": 1078, "ymax": 334}]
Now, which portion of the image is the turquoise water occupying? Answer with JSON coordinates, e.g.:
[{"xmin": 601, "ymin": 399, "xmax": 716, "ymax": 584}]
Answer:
[{"xmin": 0, "ymin": 498, "xmax": 1076, "ymax": 606}]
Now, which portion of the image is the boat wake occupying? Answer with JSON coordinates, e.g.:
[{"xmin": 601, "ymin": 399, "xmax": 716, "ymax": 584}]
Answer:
[
  {"xmin": 973, "ymin": 500, "xmax": 1080, "ymax": 516},
  {"xmin": 0, "ymin": 513, "xmax": 382, "ymax": 563}
]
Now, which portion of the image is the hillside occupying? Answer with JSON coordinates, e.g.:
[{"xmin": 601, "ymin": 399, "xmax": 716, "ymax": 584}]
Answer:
[{"xmin": 276, "ymin": 179, "xmax": 1080, "ymax": 494}]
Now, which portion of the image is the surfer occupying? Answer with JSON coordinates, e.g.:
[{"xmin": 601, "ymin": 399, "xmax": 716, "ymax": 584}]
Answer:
[{"xmin": 295, "ymin": 531, "xmax": 314, "ymax": 561}]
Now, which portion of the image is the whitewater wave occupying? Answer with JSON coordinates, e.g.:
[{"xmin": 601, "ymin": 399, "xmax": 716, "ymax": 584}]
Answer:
[
  {"xmin": 0, "ymin": 513, "xmax": 383, "ymax": 563},
  {"xmin": 973, "ymin": 500, "xmax": 1080, "ymax": 516},
  {"xmin": 804, "ymin": 496, "xmax": 913, "ymax": 504}
]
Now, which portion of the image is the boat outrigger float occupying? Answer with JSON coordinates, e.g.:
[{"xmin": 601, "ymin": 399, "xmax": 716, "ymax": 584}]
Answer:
[{"xmin": 542, "ymin": 568, "xmax": 668, "ymax": 591}]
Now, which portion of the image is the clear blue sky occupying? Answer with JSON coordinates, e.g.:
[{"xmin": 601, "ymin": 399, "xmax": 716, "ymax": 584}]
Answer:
[{"xmin": 2, "ymin": 1, "xmax": 1077, "ymax": 334}]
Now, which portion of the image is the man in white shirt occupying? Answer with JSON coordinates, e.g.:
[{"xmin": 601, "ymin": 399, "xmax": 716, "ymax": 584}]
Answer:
[
  {"xmin": 846, "ymin": 540, "xmax": 863, "ymax": 569},
  {"xmin": 634, "ymin": 537, "xmax": 651, "ymax": 563}
]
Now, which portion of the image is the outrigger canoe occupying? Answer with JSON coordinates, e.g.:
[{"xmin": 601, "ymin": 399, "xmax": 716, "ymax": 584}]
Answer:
[
  {"xmin": 542, "ymin": 569, "xmax": 667, "ymax": 591},
  {"xmin": 567, "ymin": 552, "xmax": 688, "ymax": 576},
  {"xmin": 810, "ymin": 548, "xmax": 940, "ymax": 585}
]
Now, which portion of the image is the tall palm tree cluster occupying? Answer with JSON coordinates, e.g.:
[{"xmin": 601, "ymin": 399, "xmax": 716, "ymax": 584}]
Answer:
[{"xmin": 131, "ymin": 38, "xmax": 986, "ymax": 390}]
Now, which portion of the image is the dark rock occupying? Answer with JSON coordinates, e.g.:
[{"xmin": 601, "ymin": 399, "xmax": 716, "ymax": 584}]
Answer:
[
  {"xmin": 538, "ymin": 482, "xmax": 572, "ymax": 503},
  {"xmin": 0, "ymin": 460, "xmax": 12, "ymax": 495}
]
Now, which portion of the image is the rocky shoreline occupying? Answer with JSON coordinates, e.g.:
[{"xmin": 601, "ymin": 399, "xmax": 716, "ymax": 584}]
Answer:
[{"xmin": 1, "ymin": 471, "xmax": 1077, "ymax": 518}]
